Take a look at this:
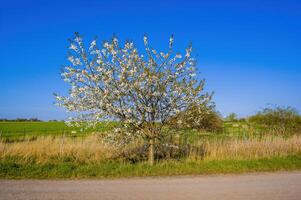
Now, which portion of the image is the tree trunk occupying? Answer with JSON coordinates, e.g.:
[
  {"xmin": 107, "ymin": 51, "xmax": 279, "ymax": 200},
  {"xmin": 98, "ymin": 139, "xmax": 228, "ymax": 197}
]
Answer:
[{"xmin": 148, "ymin": 138, "xmax": 154, "ymax": 165}]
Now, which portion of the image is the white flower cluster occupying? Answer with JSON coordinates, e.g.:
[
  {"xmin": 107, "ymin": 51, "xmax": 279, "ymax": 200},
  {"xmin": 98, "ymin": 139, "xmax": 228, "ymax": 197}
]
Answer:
[{"xmin": 55, "ymin": 33, "xmax": 211, "ymax": 144}]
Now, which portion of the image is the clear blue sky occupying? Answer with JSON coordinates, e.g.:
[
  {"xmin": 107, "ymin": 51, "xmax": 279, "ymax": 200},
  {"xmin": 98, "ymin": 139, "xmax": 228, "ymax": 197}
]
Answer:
[{"xmin": 0, "ymin": 0, "xmax": 300, "ymax": 120}]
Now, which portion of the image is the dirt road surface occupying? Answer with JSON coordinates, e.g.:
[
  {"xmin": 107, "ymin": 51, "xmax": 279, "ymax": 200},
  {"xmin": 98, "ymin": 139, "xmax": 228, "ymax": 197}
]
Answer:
[{"xmin": 1, "ymin": 171, "xmax": 301, "ymax": 200}]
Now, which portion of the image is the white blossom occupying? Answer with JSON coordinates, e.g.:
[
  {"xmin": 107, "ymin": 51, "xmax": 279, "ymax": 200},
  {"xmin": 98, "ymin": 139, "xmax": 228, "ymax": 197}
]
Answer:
[
  {"xmin": 69, "ymin": 43, "xmax": 78, "ymax": 51},
  {"xmin": 143, "ymin": 36, "xmax": 148, "ymax": 46},
  {"xmin": 56, "ymin": 33, "xmax": 212, "ymax": 146},
  {"xmin": 169, "ymin": 35, "xmax": 174, "ymax": 48},
  {"xmin": 89, "ymin": 40, "xmax": 96, "ymax": 51}
]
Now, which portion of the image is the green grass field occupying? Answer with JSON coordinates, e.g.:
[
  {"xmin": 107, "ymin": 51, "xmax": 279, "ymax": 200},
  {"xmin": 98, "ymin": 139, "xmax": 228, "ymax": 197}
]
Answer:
[
  {"xmin": 0, "ymin": 121, "xmax": 118, "ymax": 140},
  {"xmin": 0, "ymin": 121, "xmax": 253, "ymax": 139}
]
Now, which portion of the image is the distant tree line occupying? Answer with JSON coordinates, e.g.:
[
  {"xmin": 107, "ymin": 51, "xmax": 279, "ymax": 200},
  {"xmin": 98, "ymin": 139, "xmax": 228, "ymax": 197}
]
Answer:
[
  {"xmin": 0, "ymin": 118, "xmax": 42, "ymax": 122},
  {"xmin": 0, "ymin": 118, "xmax": 66, "ymax": 122}
]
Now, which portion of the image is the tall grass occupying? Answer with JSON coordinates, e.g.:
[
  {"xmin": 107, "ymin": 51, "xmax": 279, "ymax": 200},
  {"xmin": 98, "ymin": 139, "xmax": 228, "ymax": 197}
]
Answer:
[
  {"xmin": 0, "ymin": 135, "xmax": 116, "ymax": 164},
  {"xmin": 199, "ymin": 135, "xmax": 301, "ymax": 160},
  {"xmin": 1, "ymin": 134, "xmax": 301, "ymax": 164}
]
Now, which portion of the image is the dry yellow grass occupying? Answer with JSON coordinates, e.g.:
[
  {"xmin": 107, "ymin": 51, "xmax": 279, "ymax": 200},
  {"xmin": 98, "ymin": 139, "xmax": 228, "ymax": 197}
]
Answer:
[
  {"xmin": 199, "ymin": 135, "xmax": 301, "ymax": 160},
  {"xmin": 1, "ymin": 134, "xmax": 301, "ymax": 163},
  {"xmin": 0, "ymin": 135, "xmax": 117, "ymax": 163}
]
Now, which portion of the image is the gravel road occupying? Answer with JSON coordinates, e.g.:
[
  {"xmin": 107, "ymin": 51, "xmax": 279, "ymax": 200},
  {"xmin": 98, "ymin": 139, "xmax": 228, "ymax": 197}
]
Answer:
[{"xmin": 1, "ymin": 171, "xmax": 301, "ymax": 200}]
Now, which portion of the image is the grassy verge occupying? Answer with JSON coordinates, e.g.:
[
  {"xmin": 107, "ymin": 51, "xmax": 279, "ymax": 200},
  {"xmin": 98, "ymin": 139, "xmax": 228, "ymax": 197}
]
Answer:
[{"xmin": 1, "ymin": 154, "xmax": 301, "ymax": 179}]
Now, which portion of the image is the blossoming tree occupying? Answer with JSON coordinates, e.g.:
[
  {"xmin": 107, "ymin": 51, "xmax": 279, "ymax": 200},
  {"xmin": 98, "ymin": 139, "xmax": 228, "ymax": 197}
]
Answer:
[{"xmin": 55, "ymin": 33, "xmax": 212, "ymax": 165}]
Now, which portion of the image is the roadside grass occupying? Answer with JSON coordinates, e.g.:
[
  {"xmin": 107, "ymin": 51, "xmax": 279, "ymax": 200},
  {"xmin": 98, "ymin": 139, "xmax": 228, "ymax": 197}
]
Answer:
[{"xmin": 1, "ymin": 154, "xmax": 301, "ymax": 179}]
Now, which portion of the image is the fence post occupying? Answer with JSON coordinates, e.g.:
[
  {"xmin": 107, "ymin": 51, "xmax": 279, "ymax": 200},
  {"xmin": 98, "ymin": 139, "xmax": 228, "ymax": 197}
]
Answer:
[{"xmin": 60, "ymin": 130, "xmax": 65, "ymax": 155}]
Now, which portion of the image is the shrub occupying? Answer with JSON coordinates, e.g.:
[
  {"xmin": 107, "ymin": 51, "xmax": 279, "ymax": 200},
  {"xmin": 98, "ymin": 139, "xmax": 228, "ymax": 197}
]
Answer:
[
  {"xmin": 117, "ymin": 141, "xmax": 205, "ymax": 163},
  {"xmin": 224, "ymin": 113, "xmax": 238, "ymax": 122},
  {"xmin": 168, "ymin": 103, "xmax": 223, "ymax": 132},
  {"xmin": 249, "ymin": 106, "xmax": 301, "ymax": 135}
]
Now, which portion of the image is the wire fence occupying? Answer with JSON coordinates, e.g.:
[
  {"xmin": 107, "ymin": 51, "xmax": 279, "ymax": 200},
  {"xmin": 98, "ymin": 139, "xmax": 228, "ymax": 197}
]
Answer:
[
  {"xmin": 0, "ymin": 123, "xmax": 265, "ymax": 143},
  {"xmin": 0, "ymin": 129, "xmax": 94, "ymax": 142}
]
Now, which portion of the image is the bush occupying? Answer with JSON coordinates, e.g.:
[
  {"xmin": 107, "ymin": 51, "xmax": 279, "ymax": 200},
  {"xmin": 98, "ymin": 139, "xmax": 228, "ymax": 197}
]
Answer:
[
  {"xmin": 117, "ymin": 142, "xmax": 206, "ymax": 163},
  {"xmin": 249, "ymin": 106, "xmax": 301, "ymax": 135},
  {"xmin": 224, "ymin": 113, "xmax": 238, "ymax": 122},
  {"xmin": 167, "ymin": 103, "xmax": 223, "ymax": 132}
]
